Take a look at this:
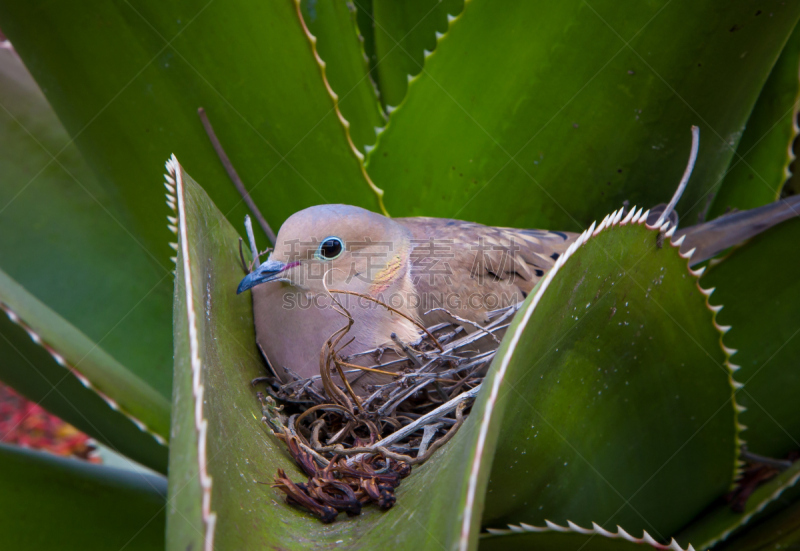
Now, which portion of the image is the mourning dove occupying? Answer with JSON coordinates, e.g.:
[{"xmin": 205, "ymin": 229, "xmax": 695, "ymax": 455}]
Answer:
[{"xmin": 237, "ymin": 197, "xmax": 800, "ymax": 394}]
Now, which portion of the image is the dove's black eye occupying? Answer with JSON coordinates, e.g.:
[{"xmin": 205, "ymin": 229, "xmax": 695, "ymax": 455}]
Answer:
[{"xmin": 316, "ymin": 237, "xmax": 344, "ymax": 260}]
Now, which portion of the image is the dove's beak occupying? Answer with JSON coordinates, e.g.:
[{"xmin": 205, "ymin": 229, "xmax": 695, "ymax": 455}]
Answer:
[{"xmin": 237, "ymin": 259, "xmax": 292, "ymax": 294}]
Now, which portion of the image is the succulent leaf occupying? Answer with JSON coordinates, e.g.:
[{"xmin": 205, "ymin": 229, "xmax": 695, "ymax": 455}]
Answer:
[
  {"xmin": 299, "ymin": 0, "xmax": 386, "ymax": 153},
  {"xmin": 677, "ymin": 458, "xmax": 800, "ymax": 550},
  {"xmin": 367, "ymin": 1, "xmax": 800, "ymax": 229},
  {"xmin": 701, "ymin": 218, "xmax": 800, "ymax": 458},
  {"xmin": 0, "ymin": 46, "xmax": 174, "ymax": 403},
  {"xmin": 482, "ymin": 520, "xmax": 697, "ymax": 551},
  {"xmin": 0, "ymin": 0, "xmax": 383, "ymax": 261},
  {"xmin": 370, "ymin": 0, "xmax": 464, "ymax": 109},
  {"xmin": 0, "ymin": 268, "xmax": 170, "ymax": 472},
  {"xmin": 709, "ymin": 23, "xmax": 800, "ymax": 218},
  {"xmin": 0, "ymin": 442, "xmax": 166, "ymax": 550},
  {"xmin": 477, "ymin": 213, "xmax": 737, "ymax": 539},
  {"xmin": 712, "ymin": 495, "xmax": 800, "ymax": 551}
]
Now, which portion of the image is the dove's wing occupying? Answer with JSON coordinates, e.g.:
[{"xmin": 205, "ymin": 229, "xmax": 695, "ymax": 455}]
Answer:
[{"xmin": 396, "ymin": 217, "xmax": 578, "ymax": 325}]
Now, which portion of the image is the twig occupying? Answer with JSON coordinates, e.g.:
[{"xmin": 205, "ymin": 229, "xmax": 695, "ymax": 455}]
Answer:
[
  {"xmin": 390, "ymin": 333, "xmax": 423, "ymax": 368},
  {"xmin": 654, "ymin": 125, "xmax": 700, "ymax": 227},
  {"xmin": 335, "ymin": 360, "xmax": 398, "ymax": 377},
  {"xmin": 740, "ymin": 448, "xmax": 793, "ymax": 471},
  {"xmin": 238, "ymin": 238, "xmax": 250, "ymax": 273},
  {"xmin": 377, "ymin": 379, "xmax": 434, "ymax": 417},
  {"xmin": 198, "ymin": 107, "xmax": 276, "ymax": 245},
  {"xmin": 424, "ymin": 307, "xmax": 501, "ymax": 344},
  {"xmin": 347, "ymin": 384, "xmax": 481, "ymax": 465},
  {"xmin": 245, "ymin": 215, "xmax": 260, "ymax": 268},
  {"xmin": 296, "ymin": 403, "xmax": 352, "ymax": 428},
  {"xmin": 328, "ymin": 289, "xmax": 443, "ymax": 351},
  {"xmin": 417, "ymin": 423, "xmax": 443, "ymax": 458},
  {"xmin": 375, "ymin": 403, "xmax": 467, "ymax": 465}
]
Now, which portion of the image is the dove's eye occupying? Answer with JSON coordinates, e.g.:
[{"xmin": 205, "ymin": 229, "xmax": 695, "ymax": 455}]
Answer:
[{"xmin": 316, "ymin": 237, "xmax": 344, "ymax": 260}]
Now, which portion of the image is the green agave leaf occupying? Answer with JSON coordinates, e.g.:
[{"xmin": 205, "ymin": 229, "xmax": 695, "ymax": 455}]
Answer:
[
  {"xmin": 367, "ymin": 0, "xmax": 800, "ymax": 229},
  {"xmin": 481, "ymin": 521, "xmax": 696, "ymax": 551},
  {"xmin": 300, "ymin": 0, "xmax": 386, "ymax": 153},
  {"xmin": 167, "ymin": 157, "xmax": 503, "ymax": 551},
  {"xmin": 712, "ymin": 495, "xmax": 800, "ymax": 551},
  {"xmin": 709, "ymin": 24, "xmax": 800, "ymax": 218},
  {"xmin": 0, "ymin": 268, "xmax": 169, "ymax": 472},
  {"xmin": 369, "ymin": 0, "xmax": 464, "ymax": 108},
  {"xmin": 479, "ymin": 211, "xmax": 737, "ymax": 539},
  {"xmin": 677, "ymin": 457, "xmax": 800, "ymax": 550},
  {"xmin": 0, "ymin": 442, "xmax": 166, "ymax": 550},
  {"xmin": 0, "ymin": 0, "xmax": 383, "ymax": 263},
  {"xmin": 0, "ymin": 44, "xmax": 173, "ymax": 403},
  {"xmin": 700, "ymin": 218, "xmax": 800, "ymax": 458}
]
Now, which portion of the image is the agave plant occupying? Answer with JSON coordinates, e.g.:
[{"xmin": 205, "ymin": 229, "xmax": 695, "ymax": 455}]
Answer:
[{"xmin": 1, "ymin": 1, "xmax": 800, "ymax": 549}]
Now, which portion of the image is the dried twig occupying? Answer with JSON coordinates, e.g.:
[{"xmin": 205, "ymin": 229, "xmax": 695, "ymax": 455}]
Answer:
[{"xmin": 198, "ymin": 107, "xmax": 276, "ymax": 245}]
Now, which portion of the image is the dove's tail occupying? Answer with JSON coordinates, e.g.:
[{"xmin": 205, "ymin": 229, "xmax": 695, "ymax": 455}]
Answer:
[{"xmin": 675, "ymin": 194, "xmax": 800, "ymax": 266}]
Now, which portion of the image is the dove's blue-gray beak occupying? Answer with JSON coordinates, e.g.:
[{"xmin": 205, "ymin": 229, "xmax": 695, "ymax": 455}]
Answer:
[{"xmin": 237, "ymin": 259, "xmax": 292, "ymax": 294}]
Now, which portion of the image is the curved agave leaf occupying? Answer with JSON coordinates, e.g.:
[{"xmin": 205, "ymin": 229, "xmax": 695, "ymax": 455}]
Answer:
[
  {"xmin": 0, "ymin": 268, "xmax": 169, "ymax": 472},
  {"xmin": 712, "ymin": 496, "xmax": 800, "ymax": 551},
  {"xmin": 0, "ymin": 0, "xmax": 383, "ymax": 263},
  {"xmin": 370, "ymin": 0, "xmax": 464, "ymax": 109},
  {"xmin": 677, "ymin": 459, "xmax": 800, "ymax": 550},
  {"xmin": 299, "ymin": 0, "xmax": 386, "ymax": 153},
  {"xmin": 0, "ymin": 41, "xmax": 174, "ymax": 421},
  {"xmin": 478, "ymin": 212, "xmax": 737, "ymax": 539},
  {"xmin": 0, "ymin": 442, "xmax": 166, "ymax": 550},
  {"xmin": 482, "ymin": 520, "xmax": 696, "ymax": 551},
  {"xmin": 709, "ymin": 24, "xmax": 800, "ymax": 218},
  {"xmin": 367, "ymin": 0, "xmax": 800, "ymax": 229},
  {"xmin": 700, "ymin": 218, "xmax": 800, "ymax": 458}
]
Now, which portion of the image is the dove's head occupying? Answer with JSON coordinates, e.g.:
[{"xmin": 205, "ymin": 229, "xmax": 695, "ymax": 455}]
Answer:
[{"xmin": 237, "ymin": 204, "xmax": 410, "ymax": 295}]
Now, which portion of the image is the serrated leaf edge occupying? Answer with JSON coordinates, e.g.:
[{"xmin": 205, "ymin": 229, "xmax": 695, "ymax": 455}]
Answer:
[
  {"xmin": 483, "ymin": 519, "xmax": 696, "ymax": 551},
  {"xmin": 694, "ymin": 462, "xmax": 800, "ymax": 550},
  {"xmin": 0, "ymin": 301, "xmax": 168, "ymax": 445},
  {"xmin": 365, "ymin": 0, "xmax": 467, "ymax": 165},
  {"xmin": 292, "ymin": 0, "xmax": 388, "ymax": 216},
  {"xmin": 666, "ymin": 217, "xmax": 746, "ymax": 485},
  {"xmin": 460, "ymin": 206, "xmax": 734, "ymax": 550},
  {"xmin": 166, "ymin": 155, "xmax": 216, "ymax": 551}
]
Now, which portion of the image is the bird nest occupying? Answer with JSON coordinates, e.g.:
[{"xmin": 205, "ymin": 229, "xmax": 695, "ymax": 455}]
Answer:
[{"xmin": 255, "ymin": 291, "xmax": 520, "ymax": 522}]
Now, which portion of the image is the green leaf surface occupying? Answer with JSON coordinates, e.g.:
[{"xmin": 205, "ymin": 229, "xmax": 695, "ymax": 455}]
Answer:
[
  {"xmin": 370, "ymin": 0, "xmax": 464, "ymax": 108},
  {"xmin": 354, "ymin": 0, "xmax": 377, "ymax": 85},
  {"xmin": 367, "ymin": 0, "xmax": 800, "ymax": 230},
  {"xmin": 300, "ymin": 0, "xmax": 385, "ymax": 153},
  {"xmin": 167, "ymin": 158, "xmax": 500, "ymax": 551},
  {"xmin": 0, "ymin": 0, "xmax": 382, "ymax": 262},
  {"xmin": 0, "ymin": 46, "xmax": 174, "ymax": 401},
  {"xmin": 677, "ymin": 458, "xmax": 800, "ymax": 550},
  {"xmin": 481, "ymin": 522, "xmax": 695, "ymax": 551},
  {"xmin": 713, "ymin": 495, "xmax": 800, "ymax": 551},
  {"xmin": 709, "ymin": 24, "xmax": 800, "ymax": 219},
  {"xmin": 0, "ymin": 442, "xmax": 166, "ymax": 551},
  {"xmin": 701, "ymin": 218, "xmax": 800, "ymax": 458},
  {"xmin": 0, "ymin": 268, "xmax": 169, "ymax": 472},
  {"xmin": 478, "ymin": 213, "xmax": 736, "ymax": 540}
]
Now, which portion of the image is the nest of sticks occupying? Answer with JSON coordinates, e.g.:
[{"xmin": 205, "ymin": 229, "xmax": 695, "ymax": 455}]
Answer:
[{"xmin": 255, "ymin": 289, "xmax": 520, "ymax": 522}]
